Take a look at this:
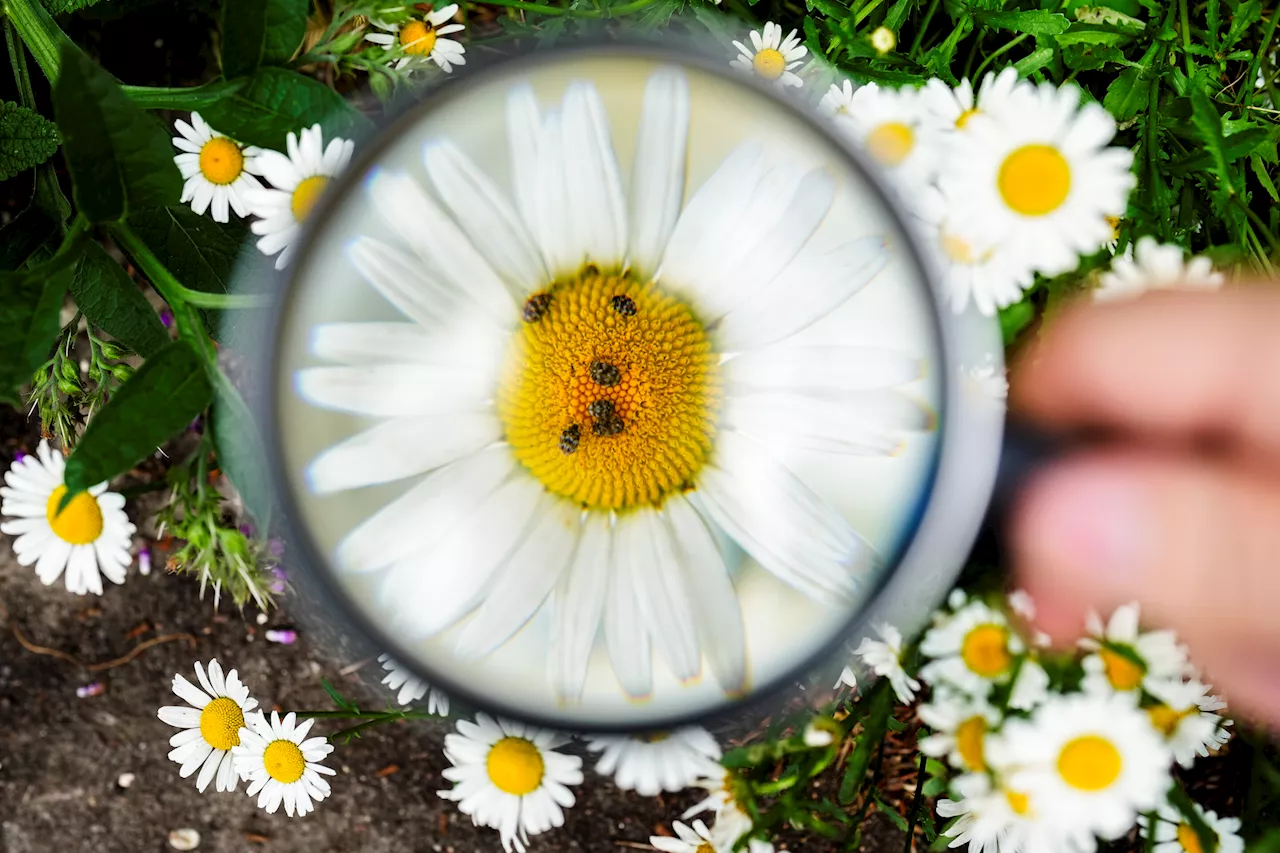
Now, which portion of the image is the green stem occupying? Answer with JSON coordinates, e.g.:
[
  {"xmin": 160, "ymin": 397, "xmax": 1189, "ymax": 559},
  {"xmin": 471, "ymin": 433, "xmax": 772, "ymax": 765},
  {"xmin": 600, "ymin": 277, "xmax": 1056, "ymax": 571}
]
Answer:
[
  {"xmin": 1178, "ymin": 0, "xmax": 1194, "ymax": 78},
  {"xmin": 2, "ymin": 0, "xmax": 74, "ymax": 84},
  {"xmin": 109, "ymin": 222, "xmax": 214, "ymax": 362},
  {"xmin": 901, "ymin": 749, "xmax": 929, "ymax": 853},
  {"xmin": 1242, "ymin": 7, "xmax": 1280, "ymax": 107},
  {"xmin": 120, "ymin": 79, "xmax": 246, "ymax": 110},
  {"xmin": 1237, "ymin": 196, "xmax": 1280, "ymax": 254},
  {"xmin": 853, "ymin": 0, "xmax": 885, "ymax": 28},
  {"xmin": 909, "ymin": 0, "xmax": 941, "ymax": 58},
  {"xmin": 973, "ymin": 33, "xmax": 1029, "ymax": 81}
]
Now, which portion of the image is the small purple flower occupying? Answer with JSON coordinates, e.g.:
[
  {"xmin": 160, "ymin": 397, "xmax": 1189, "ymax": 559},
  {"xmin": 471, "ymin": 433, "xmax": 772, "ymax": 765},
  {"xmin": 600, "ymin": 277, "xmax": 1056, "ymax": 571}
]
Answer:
[
  {"xmin": 269, "ymin": 565, "xmax": 288, "ymax": 594},
  {"xmin": 267, "ymin": 538, "xmax": 285, "ymax": 559},
  {"xmin": 160, "ymin": 307, "xmax": 174, "ymax": 329},
  {"xmin": 77, "ymin": 682, "xmax": 105, "ymax": 698},
  {"xmin": 239, "ymin": 521, "xmax": 256, "ymax": 539},
  {"xmin": 138, "ymin": 548, "xmax": 152, "ymax": 576},
  {"xmin": 13, "ymin": 450, "xmax": 26, "ymax": 464},
  {"xmin": 265, "ymin": 628, "xmax": 298, "ymax": 645}
]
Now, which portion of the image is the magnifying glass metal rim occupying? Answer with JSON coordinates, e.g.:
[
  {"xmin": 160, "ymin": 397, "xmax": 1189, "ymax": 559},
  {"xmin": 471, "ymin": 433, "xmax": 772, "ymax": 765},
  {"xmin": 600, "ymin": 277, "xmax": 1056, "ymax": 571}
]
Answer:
[{"xmin": 260, "ymin": 37, "xmax": 954, "ymax": 734}]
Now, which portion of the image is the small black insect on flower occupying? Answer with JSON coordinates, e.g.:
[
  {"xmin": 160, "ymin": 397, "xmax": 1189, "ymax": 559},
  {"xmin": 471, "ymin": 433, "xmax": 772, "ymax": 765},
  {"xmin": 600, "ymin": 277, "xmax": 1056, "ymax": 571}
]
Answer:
[
  {"xmin": 589, "ymin": 360, "xmax": 621, "ymax": 387},
  {"xmin": 559, "ymin": 423, "xmax": 581, "ymax": 454},
  {"xmin": 591, "ymin": 414, "xmax": 626, "ymax": 436},
  {"xmin": 523, "ymin": 292, "xmax": 552, "ymax": 323},
  {"xmin": 610, "ymin": 294, "xmax": 637, "ymax": 316},
  {"xmin": 587, "ymin": 399, "xmax": 614, "ymax": 420}
]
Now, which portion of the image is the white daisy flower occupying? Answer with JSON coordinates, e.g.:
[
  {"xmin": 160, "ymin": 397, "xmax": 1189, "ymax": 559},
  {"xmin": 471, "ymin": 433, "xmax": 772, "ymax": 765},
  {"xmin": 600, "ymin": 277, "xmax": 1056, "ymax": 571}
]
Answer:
[
  {"xmin": 1145, "ymin": 679, "xmax": 1231, "ymax": 769},
  {"xmin": 244, "ymin": 124, "xmax": 354, "ymax": 269},
  {"xmin": 1094, "ymin": 236, "xmax": 1224, "ymax": 302},
  {"xmin": 685, "ymin": 771, "xmax": 771, "ymax": 851},
  {"xmin": 171, "ymin": 112, "xmax": 263, "ymax": 223},
  {"xmin": 438, "ymin": 713, "xmax": 583, "ymax": 853},
  {"xmin": 992, "ymin": 692, "xmax": 1173, "ymax": 842},
  {"xmin": 834, "ymin": 83, "xmax": 947, "ymax": 201},
  {"xmin": 157, "ymin": 659, "xmax": 259, "ymax": 793},
  {"xmin": 1079, "ymin": 602, "xmax": 1192, "ymax": 698},
  {"xmin": 854, "ymin": 623, "xmax": 920, "ymax": 705},
  {"xmin": 0, "ymin": 439, "xmax": 136, "ymax": 595},
  {"xmin": 940, "ymin": 82, "xmax": 1135, "ymax": 279},
  {"xmin": 919, "ymin": 598, "xmax": 1048, "ymax": 709},
  {"xmin": 584, "ymin": 726, "xmax": 722, "ymax": 795},
  {"xmin": 918, "ymin": 691, "xmax": 1002, "ymax": 773},
  {"xmin": 923, "ymin": 67, "xmax": 1027, "ymax": 130},
  {"xmin": 302, "ymin": 70, "xmax": 914, "ymax": 703},
  {"xmin": 834, "ymin": 665, "xmax": 858, "ymax": 691},
  {"xmin": 1140, "ymin": 800, "xmax": 1244, "ymax": 853},
  {"xmin": 651, "ymin": 819, "xmax": 719, "ymax": 853},
  {"xmin": 378, "ymin": 653, "xmax": 449, "ymax": 715},
  {"xmin": 363, "ymin": 6, "xmax": 466, "ymax": 73},
  {"xmin": 820, "ymin": 79, "xmax": 857, "ymax": 117},
  {"xmin": 938, "ymin": 771, "xmax": 1091, "ymax": 853},
  {"xmin": 731, "ymin": 22, "xmax": 807, "ymax": 88},
  {"xmin": 233, "ymin": 711, "xmax": 336, "ymax": 817}
]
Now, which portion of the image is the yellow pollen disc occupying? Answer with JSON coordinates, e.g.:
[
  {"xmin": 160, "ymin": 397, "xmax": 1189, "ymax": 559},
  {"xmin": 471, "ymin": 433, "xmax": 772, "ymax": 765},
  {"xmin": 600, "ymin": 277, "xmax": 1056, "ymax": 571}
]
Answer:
[
  {"xmin": 753, "ymin": 48, "xmax": 786, "ymax": 80},
  {"xmin": 866, "ymin": 122, "xmax": 915, "ymax": 167},
  {"xmin": 46, "ymin": 485, "xmax": 104, "ymax": 545},
  {"xmin": 1106, "ymin": 215, "xmax": 1122, "ymax": 241},
  {"xmin": 487, "ymin": 737, "xmax": 545, "ymax": 796},
  {"xmin": 956, "ymin": 108, "xmax": 980, "ymax": 129},
  {"xmin": 399, "ymin": 19, "xmax": 438, "ymax": 56},
  {"xmin": 291, "ymin": 175, "xmax": 329, "ymax": 223},
  {"xmin": 998, "ymin": 144, "xmax": 1071, "ymax": 216},
  {"xmin": 644, "ymin": 731, "xmax": 671, "ymax": 743},
  {"xmin": 955, "ymin": 715, "xmax": 987, "ymax": 771},
  {"xmin": 1177, "ymin": 823, "xmax": 1206, "ymax": 853},
  {"xmin": 1100, "ymin": 647, "xmax": 1145, "ymax": 691},
  {"xmin": 198, "ymin": 696, "xmax": 246, "ymax": 751},
  {"xmin": 1147, "ymin": 703, "xmax": 1191, "ymax": 737},
  {"xmin": 941, "ymin": 231, "xmax": 976, "ymax": 264},
  {"xmin": 198, "ymin": 136, "xmax": 245, "ymax": 186},
  {"xmin": 1056, "ymin": 734, "xmax": 1122, "ymax": 792},
  {"xmin": 263, "ymin": 739, "xmax": 306, "ymax": 784},
  {"xmin": 695, "ymin": 845, "xmax": 715, "ymax": 853},
  {"xmin": 1005, "ymin": 789, "xmax": 1031, "ymax": 816},
  {"xmin": 497, "ymin": 272, "xmax": 719, "ymax": 511},
  {"xmin": 960, "ymin": 624, "xmax": 1012, "ymax": 678}
]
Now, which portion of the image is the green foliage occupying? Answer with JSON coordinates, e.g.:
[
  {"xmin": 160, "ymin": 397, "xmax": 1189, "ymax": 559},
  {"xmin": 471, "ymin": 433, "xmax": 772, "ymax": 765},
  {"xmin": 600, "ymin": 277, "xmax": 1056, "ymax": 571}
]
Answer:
[
  {"xmin": 128, "ymin": 207, "xmax": 251, "ymax": 327},
  {"xmin": 0, "ymin": 206, "xmax": 58, "ymax": 272},
  {"xmin": 211, "ymin": 374, "xmax": 274, "ymax": 530},
  {"xmin": 69, "ymin": 241, "xmax": 170, "ymax": 358},
  {"xmin": 0, "ymin": 100, "xmax": 59, "ymax": 180},
  {"xmin": 221, "ymin": 0, "xmax": 310, "ymax": 78},
  {"xmin": 200, "ymin": 67, "xmax": 373, "ymax": 149},
  {"xmin": 41, "ymin": 0, "xmax": 106, "ymax": 13},
  {"xmin": 0, "ymin": 236, "xmax": 80, "ymax": 406}
]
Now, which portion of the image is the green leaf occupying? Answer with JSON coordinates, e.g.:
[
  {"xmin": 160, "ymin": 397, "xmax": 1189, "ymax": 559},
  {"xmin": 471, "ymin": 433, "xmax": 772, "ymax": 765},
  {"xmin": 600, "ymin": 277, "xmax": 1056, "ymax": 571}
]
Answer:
[
  {"xmin": 1223, "ymin": 0, "xmax": 1262, "ymax": 50},
  {"xmin": 1056, "ymin": 23, "xmax": 1135, "ymax": 46},
  {"xmin": 924, "ymin": 17, "xmax": 972, "ymax": 82},
  {"xmin": 1062, "ymin": 43, "xmax": 1125, "ymax": 71},
  {"xmin": 1104, "ymin": 66, "xmax": 1146, "ymax": 121},
  {"xmin": 921, "ymin": 775, "xmax": 948, "ymax": 797},
  {"xmin": 1189, "ymin": 74, "xmax": 1236, "ymax": 195},
  {"xmin": 1167, "ymin": 127, "xmax": 1272, "ymax": 173},
  {"xmin": 63, "ymin": 340, "xmax": 213, "ymax": 493},
  {"xmin": 838, "ymin": 681, "xmax": 892, "ymax": 804},
  {"xmin": 1013, "ymin": 47, "xmax": 1056, "ymax": 76},
  {"xmin": 0, "ymin": 100, "xmax": 59, "ymax": 181},
  {"xmin": 211, "ymin": 373, "xmax": 274, "ymax": 530},
  {"xmin": 221, "ymin": 0, "xmax": 309, "ymax": 78},
  {"xmin": 200, "ymin": 67, "xmax": 373, "ymax": 150},
  {"xmin": 68, "ymin": 241, "xmax": 170, "ymax": 358},
  {"xmin": 320, "ymin": 678, "xmax": 360, "ymax": 713},
  {"xmin": 999, "ymin": 297, "xmax": 1035, "ymax": 346},
  {"xmin": 973, "ymin": 9, "xmax": 1070, "ymax": 34},
  {"xmin": 41, "ymin": 0, "xmax": 106, "ymax": 12},
  {"xmin": 52, "ymin": 44, "xmax": 182, "ymax": 223},
  {"xmin": 0, "ymin": 206, "xmax": 58, "ymax": 272},
  {"xmin": 0, "ymin": 246, "xmax": 76, "ymax": 406},
  {"xmin": 871, "ymin": 788, "xmax": 910, "ymax": 832},
  {"xmin": 1252, "ymin": 154, "xmax": 1279, "ymax": 203},
  {"xmin": 128, "ymin": 206, "xmax": 250, "ymax": 305},
  {"xmin": 883, "ymin": 0, "xmax": 917, "ymax": 30}
]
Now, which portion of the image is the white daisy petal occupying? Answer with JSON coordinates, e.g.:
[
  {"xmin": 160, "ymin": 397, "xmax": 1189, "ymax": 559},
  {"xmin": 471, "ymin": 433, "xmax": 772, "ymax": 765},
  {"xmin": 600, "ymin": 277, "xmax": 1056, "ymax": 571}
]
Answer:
[
  {"xmin": 548, "ymin": 513, "xmax": 612, "ymax": 702},
  {"xmin": 628, "ymin": 67, "xmax": 690, "ymax": 279}
]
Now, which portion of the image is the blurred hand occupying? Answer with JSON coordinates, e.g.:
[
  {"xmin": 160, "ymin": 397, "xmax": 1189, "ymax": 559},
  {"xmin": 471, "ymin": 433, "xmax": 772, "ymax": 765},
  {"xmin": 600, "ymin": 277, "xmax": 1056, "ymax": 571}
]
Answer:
[{"xmin": 1009, "ymin": 288, "xmax": 1280, "ymax": 727}]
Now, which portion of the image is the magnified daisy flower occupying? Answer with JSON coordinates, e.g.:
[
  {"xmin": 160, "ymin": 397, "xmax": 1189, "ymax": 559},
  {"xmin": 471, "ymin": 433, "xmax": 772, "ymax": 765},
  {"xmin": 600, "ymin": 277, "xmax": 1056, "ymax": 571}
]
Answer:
[
  {"xmin": 364, "ymin": 6, "xmax": 466, "ymax": 73},
  {"xmin": 1, "ymin": 439, "xmax": 135, "ymax": 595},
  {"xmin": 731, "ymin": 22, "xmax": 807, "ymax": 88},
  {"xmin": 438, "ymin": 713, "xmax": 583, "ymax": 853},
  {"xmin": 834, "ymin": 82, "xmax": 947, "ymax": 197},
  {"xmin": 1079, "ymin": 602, "xmax": 1192, "ymax": 698},
  {"xmin": 301, "ymin": 69, "xmax": 917, "ymax": 702},
  {"xmin": 940, "ymin": 82, "xmax": 1135, "ymax": 279},
  {"xmin": 244, "ymin": 124, "xmax": 354, "ymax": 269},
  {"xmin": 819, "ymin": 79, "xmax": 857, "ymax": 117},
  {"xmin": 854, "ymin": 623, "xmax": 920, "ymax": 705},
  {"xmin": 171, "ymin": 113, "xmax": 262, "ymax": 222},
  {"xmin": 378, "ymin": 653, "xmax": 449, "ymax": 715},
  {"xmin": 918, "ymin": 691, "xmax": 1002, "ymax": 773},
  {"xmin": 1094, "ymin": 236, "xmax": 1224, "ymax": 302},
  {"xmin": 923, "ymin": 67, "xmax": 1027, "ymax": 130},
  {"xmin": 1145, "ymin": 679, "xmax": 1231, "ymax": 768},
  {"xmin": 158, "ymin": 659, "xmax": 259, "ymax": 793},
  {"xmin": 233, "ymin": 711, "xmax": 336, "ymax": 817},
  {"xmin": 920, "ymin": 598, "xmax": 1048, "ymax": 709},
  {"xmin": 585, "ymin": 726, "xmax": 722, "ymax": 795},
  {"xmin": 1140, "ymin": 800, "xmax": 1244, "ymax": 853}
]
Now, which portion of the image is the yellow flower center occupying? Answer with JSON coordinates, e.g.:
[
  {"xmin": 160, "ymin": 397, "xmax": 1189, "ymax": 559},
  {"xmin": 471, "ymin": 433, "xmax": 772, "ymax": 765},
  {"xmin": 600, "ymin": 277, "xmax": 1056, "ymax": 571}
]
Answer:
[
  {"xmin": 752, "ymin": 48, "xmax": 787, "ymax": 80},
  {"xmin": 960, "ymin": 623, "xmax": 1012, "ymax": 678},
  {"xmin": 955, "ymin": 715, "xmax": 987, "ymax": 771},
  {"xmin": 497, "ymin": 272, "xmax": 719, "ymax": 511},
  {"xmin": 956, "ymin": 108, "xmax": 980, "ymax": 129},
  {"xmin": 1005, "ymin": 789, "xmax": 1031, "ymax": 815},
  {"xmin": 399, "ymin": 19, "xmax": 438, "ymax": 56},
  {"xmin": 1177, "ymin": 823, "xmax": 1206, "ymax": 853},
  {"xmin": 866, "ymin": 122, "xmax": 915, "ymax": 167},
  {"xmin": 1099, "ymin": 647, "xmax": 1145, "ymax": 691},
  {"xmin": 1106, "ymin": 215, "xmax": 1122, "ymax": 241},
  {"xmin": 644, "ymin": 731, "xmax": 671, "ymax": 743},
  {"xmin": 291, "ymin": 175, "xmax": 330, "ymax": 223},
  {"xmin": 198, "ymin": 136, "xmax": 245, "ymax": 186},
  {"xmin": 998, "ymin": 144, "xmax": 1071, "ymax": 216},
  {"xmin": 198, "ymin": 696, "xmax": 245, "ymax": 751},
  {"xmin": 45, "ymin": 485, "xmax": 104, "ymax": 545},
  {"xmin": 1147, "ymin": 703, "xmax": 1193, "ymax": 737},
  {"xmin": 263, "ymin": 739, "xmax": 306, "ymax": 784},
  {"xmin": 1056, "ymin": 734, "xmax": 1122, "ymax": 792},
  {"xmin": 695, "ymin": 845, "xmax": 715, "ymax": 853},
  {"xmin": 486, "ymin": 736, "xmax": 545, "ymax": 796}
]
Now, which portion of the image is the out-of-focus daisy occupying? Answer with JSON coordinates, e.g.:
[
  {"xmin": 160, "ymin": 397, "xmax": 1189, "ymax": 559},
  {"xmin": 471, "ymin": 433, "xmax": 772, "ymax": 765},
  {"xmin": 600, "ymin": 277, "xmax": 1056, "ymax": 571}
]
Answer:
[
  {"xmin": 918, "ymin": 691, "xmax": 1002, "ymax": 773},
  {"xmin": 962, "ymin": 359, "xmax": 1009, "ymax": 405},
  {"xmin": 1094, "ymin": 236, "xmax": 1224, "ymax": 302},
  {"xmin": 439, "ymin": 714, "xmax": 583, "ymax": 853},
  {"xmin": 651, "ymin": 819, "xmax": 719, "ymax": 853},
  {"xmin": 731, "ymin": 22, "xmax": 807, "ymax": 88},
  {"xmin": 854, "ymin": 623, "xmax": 920, "ymax": 705},
  {"xmin": 835, "ymin": 83, "xmax": 946, "ymax": 197},
  {"xmin": 941, "ymin": 83, "xmax": 1135, "ymax": 279},
  {"xmin": 685, "ymin": 771, "xmax": 754, "ymax": 848},
  {"xmin": 919, "ymin": 596, "xmax": 1048, "ymax": 709},
  {"xmin": 923, "ymin": 67, "xmax": 1026, "ymax": 130},
  {"xmin": 1140, "ymin": 800, "xmax": 1244, "ymax": 853},
  {"xmin": 834, "ymin": 665, "xmax": 858, "ymax": 691},
  {"xmin": 1145, "ymin": 679, "xmax": 1231, "ymax": 768},
  {"xmin": 1080, "ymin": 602, "xmax": 1191, "ymax": 698},
  {"xmin": 585, "ymin": 727, "xmax": 721, "ymax": 796},
  {"xmin": 171, "ymin": 112, "xmax": 262, "ymax": 222},
  {"xmin": 245, "ymin": 124, "xmax": 354, "ymax": 269},
  {"xmin": 820, "ymin": 79, "xmax": 857, "ymax": 117},
  {"xmin": 233, "ymin": 711, "xmax": 336, "ymax": 817},
  {"xmin": 158, "ymin": 659, "xmax": 258, "ymax": 793},
  {"xmin": 363, "ymin": 6, "xmax": 466, "ymax": 73},
  {"xmin": 938, "ymin": 771, "xmax": 1091, "ymax": 853},
  {"xmin": 1, "ymin": 439, "xmax": 135, "ymax": 595},
  {"xmin": 378, "ymin": 653, "xmax": 449, "ymax": 715},
  {"xmin": 870, "ymin": 26, "xmax": 895, "ymax": 54}
]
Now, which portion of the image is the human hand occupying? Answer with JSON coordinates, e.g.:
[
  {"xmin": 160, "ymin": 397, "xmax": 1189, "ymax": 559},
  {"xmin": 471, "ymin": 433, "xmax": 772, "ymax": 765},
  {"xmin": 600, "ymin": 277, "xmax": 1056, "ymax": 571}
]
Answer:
[{"xmin": 1009, "ymin": 288, "xmax": 1280, "ymax": 726}]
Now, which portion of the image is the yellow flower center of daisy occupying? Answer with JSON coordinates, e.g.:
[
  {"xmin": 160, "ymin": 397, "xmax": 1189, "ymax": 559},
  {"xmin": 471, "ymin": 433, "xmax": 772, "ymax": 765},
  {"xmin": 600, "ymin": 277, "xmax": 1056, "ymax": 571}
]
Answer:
[
  {"xmin": 955, "ymin": 715, "xmax": 987, "ymax": 771},
  {"xmin": 497, "ymin": 272, "xmax": 719, "ymax": 511},
  {"xmin": 753, "ymin": 48, "xmax": 787, "ymax": 80},
  {"xmin": 1106, "ymin": 215, "xmax": 1122, "ymax": 241},
  {"xmin": 45, "ymin": 485, "xmax": 104, "ymax": 545},
  {"xmin": 956, "ymin": 108, "xmax": 980, "ymax": 129},
  {"xmin": 1005, "ymin": 789, "xmax": 1031, "ymax": 815},
  {"xmin": 1100, "ymin": 647, "xmax": 1145, "ymax": 691},
  {"xmin": 866, "ymin": 122, "xmax": 915, "ymax": 167},
  {"xmin": 198, "ymin": 696, "xmax": 245, "ymax": 751},
  {"xmin": 1056, "ymin": 734, "xmax": 1122, "ymax": 792},
  {"xmin": 1147, "ymin": 703, "xmax": 1193, "ymax": 737},
  {"xmin": 399, "ymin": 19, "xmax": 438, "ymax": 56},
  {"xmin": 486, "ymin": 736, "xmax": 545, "ymax": 796},
  {"xmin": 291, "ymin": 175, "xmax": 329, "ymax": 223},
  {"xmin": 960, "ymin": 624, "xmax": 1012, "ymax": 678},
  {"xmin": 198, "ymin": 136, "xmax": 245, "ymax": 186},
  {"xmin": 998, "ymin": 144, "xmax": 1071, "ymax": 216},
  {"xmin": 263, "ymin": 739, "xmax": 307, "ymax": 784},
  {"xmin": 695, "ymin": 845, "xmax": 715, "ymax": 853},
  {"xmin": 1177, "ymin": 823, "xmax": 1206, "ymax": 853},
  {"xmin": 644, "ymin": 731, "xmax": 671, "ymax": 743}
]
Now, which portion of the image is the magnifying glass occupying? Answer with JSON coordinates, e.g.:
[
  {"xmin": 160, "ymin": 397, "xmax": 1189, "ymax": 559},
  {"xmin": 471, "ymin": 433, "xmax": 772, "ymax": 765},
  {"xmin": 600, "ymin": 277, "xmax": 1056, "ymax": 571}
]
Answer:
[{"xmin": 258, "ymin": 40, "xmax": 1006, "ymax": 732}]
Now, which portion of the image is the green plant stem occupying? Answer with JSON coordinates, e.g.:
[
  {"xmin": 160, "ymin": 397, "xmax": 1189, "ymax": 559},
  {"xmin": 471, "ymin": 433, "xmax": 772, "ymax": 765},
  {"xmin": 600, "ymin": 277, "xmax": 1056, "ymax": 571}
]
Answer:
[
  {"xmin": 853, "ymin": 0, "xmax": 885, "ymax": 28},
  {"xmin": 908, "ymin": 0, "xmax": 940, "ymax": 58},
  {"xmin": 1241, "ymin": 7, "xmax": 1279, "ymax": 106},
  {"xmin": 1178, "ymin": 0, "xmax": 1193, "ymax": 78},
  {"xmin": 120, "ymin": 79, "xmax": 246, "ymax": 109},
  {"xmin": 112, "ymin": 224, "xmax": 268, "ymax": 314},
  {"xmin": 972, "ymin": 32, "xmax": 1028, "ymax": 81},
  {"xmin": 108, "ymin": 223, "xmax": 214, "ymax": 362},
  {"xmin": 2, "ymin": 0, "xmax": 74, "ymax": 84},
  {"xmin": 901, "ymin": 749, "xmax": 929, "ymax": 853}
]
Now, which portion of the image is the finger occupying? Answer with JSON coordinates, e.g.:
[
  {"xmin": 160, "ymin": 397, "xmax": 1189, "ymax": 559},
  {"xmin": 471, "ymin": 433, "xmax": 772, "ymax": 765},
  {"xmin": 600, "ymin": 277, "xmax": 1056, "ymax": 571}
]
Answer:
[
  {"xmin": 1010, "ymin": 448, "xmax": 1280, "ymax": 725},
  {"xmin": 1012, "ymin": 288, "xmax": 1280, "ymax": 459}
]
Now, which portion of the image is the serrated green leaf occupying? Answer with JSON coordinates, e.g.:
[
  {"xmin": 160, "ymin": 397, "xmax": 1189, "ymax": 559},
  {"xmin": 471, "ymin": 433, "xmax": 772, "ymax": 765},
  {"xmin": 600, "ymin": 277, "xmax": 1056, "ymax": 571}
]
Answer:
[
  {"xmin": 69, "ymin": 241, "xmax": 169, "ymax": 358},
  {"xmin": 974, "ymin": 9, "xmax": 1069, "ymax": 34},
  {"xmin": 1104, "ymin": 66, "xmax": 1146, "ymax": 121},
  {"xmin": 0, "ymin": 250, "xmax": 73, "ymax": 406},
  {"xmin": 41, "ymin": 0, "xmax": 106, "ymax": 13},
  {"xmin": 211, "ymin": 372, "xmax": 273, "ymax": 530},
  {"xmin": 128, "ymin": 206, "xmax": 250, "ymax": 307},
  {"xmin": 922, "ymin": 775, "xmax": 948, "ymax": 797},
  {"xmin": 222, "ymin": 0, "xmax": 309, "ymax": 78},
  {"xmin": 1056, "ymin": 23, "xmax": 1134, "ymax": 46},
  {"xmin": 924, "ymin": 17, "xmax": 972, "ymax": 82},
  {"xmin": 1223, "ymin": 0, "xmax": 1261, "ymax": 50},
  {"xmin": 871, "ymin": 788, "xmax": 910, "ymax": 831},
  {"xmin": 200, "ymin": 67, "xmax": 373, "ymax": 150},
  {"xmin": 53, "ymin": 45, "xmax": 182, "ymax": 223},
  {"xmin": 1167, "ymin": 127, "xmax": 1272, "ymax": 173},
  {"xmin": 1252, "ymin": 154, "xmax": 1279, "ymax": 202},
  {"xmin": 1013, "ymin": 47, "xmax": 1056, "ymax": 76},
  {"xmin": 884, "ymin": 0, "xmax": 917, "ymax": 30},
  {"xmin": 63, "ymin": 340, "xmax": 213, "ymax": 493},
  {"xmin": 838, "ymin": 681, "xmax": 892, "ymax": 804},
  {"xmin": 0, "ymin": 101, "xmax": 59, "ymax": 181},
  {"xmin": 0, "ymin": 206, "xmax": 57, "ymax": 272},
  {"xmin": 1189, "ymin": 75, "xmax": 1236, "ymax": 195},
  {"xmin": 1062, "ymin": 42, "xmax": 1125, "ymax": 71}
]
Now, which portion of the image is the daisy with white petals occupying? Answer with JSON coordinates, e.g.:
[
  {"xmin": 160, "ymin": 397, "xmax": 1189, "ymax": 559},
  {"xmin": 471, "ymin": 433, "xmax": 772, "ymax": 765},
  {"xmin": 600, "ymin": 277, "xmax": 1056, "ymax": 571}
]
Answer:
[
  {"xmin": 244, "ymin": 124, "xmax": 354, "ymax": 269},
  {"xmin": 1145, "ymin": 678, "xmax": 1232, "ymax": 768},
  {"xmin": 1079, "ymin": 602, "xmax": 1191, "ymax": 698},
  {"xmin": 234, "ymin": 711, "xmax": 336, "ymax": 817},
  {"xmin": 685, "ymin": 771, "xmax": 769, "ymax": 851},
  {"xmin": 923, "ymin": 67, "xmax": 1027, "ymax": 131},
  {"xmin": 363, "ymin": 7, "xmax": 466, "ymax": 73},
  {"xmin": 585, "ymin": 726, "xmax": 722, "ymax": 796},
  {"xmin": 158, "ymin": 659, "xmax": 258, "ymax": 793},
  {"xmin": 1, "ymin": 439, "xmax": 135, "ymax": 595},
  {"xmin": 854, "ymin": 623, "xmax": 920, "ymax": 705},
  {"xmin": 834, "ymin": 83, "xmax": 946, "ymax": 199},
  {"xmin": 378, "ymin": 653, "xmax": 449, "ymax": 715},
  {"xmin": 731, "ymin": 22, "xmax": 807, "ymax": 88},
  {"xmin": 171, "ymin": 112, "xmax": 263, "ymax": 222},
  {"xmin": 1141, "ymin": 800, "xmax": 1244, "ymax": 853},
  {"xmin": 918, "ymin": 691, "xmax": 1002, "ymax": 773},
  {"xmin": 651, "ymin": 819, "xmax": 720, "ymax": 853},
  {"xmin": 819, "ymin": 79, "xmax": 857, "ymax": 117},
  {"xmin": 920, "ymin": 595, "xmax": 1048, "ymax": 710},
  {"xmin": 438, "ymin": 714, "xmax": 583, "ymax": 853},
  {"xmin": 1095, "ymin": 236, "xmax": 1224, "ymax": 302}
]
